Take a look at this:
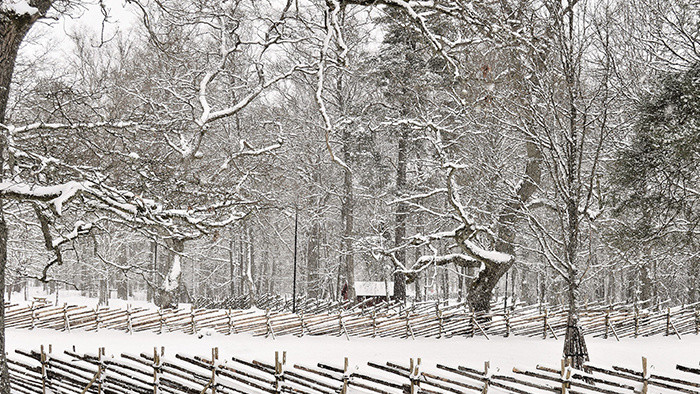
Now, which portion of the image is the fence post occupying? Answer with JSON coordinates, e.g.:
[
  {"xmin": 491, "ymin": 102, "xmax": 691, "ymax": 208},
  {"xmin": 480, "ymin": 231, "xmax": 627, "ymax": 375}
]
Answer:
[
  {"xmin": 126, "ymin": 304, "xmax": 133, "ymax": 334},
  {"xmin": 641, "ymin": 356, "xmax": 649, "ymax": 394},
  {"xmin": 190, "ymin": 306, "xmax": 197, "ymax": 335},
  {"xmin": 560, "ymin": 358, "xmax": 571, "ymax": 394},
  {"xmin": 372, "ymin": 310, "xmax": 377, "ymax": 338},
  {"xmin": 604, "ymin": 309, "xmax": 610, "ymax": 339},
  {"xmin": 158, "ymin": 308, "xmax": 165, "ymax": 334},
  {"xmin": 482, "ymin": 361, "xmax": 490, "ymax": 393},
  {"xmin": 265, "ymin": 309, "xmax": 276, "ymax": 339},
  {"xmin": 298, "ymin": 313, "xmax": 305, "ymax": 337},
  {"xmin": 274, "ymin": 351, "xmax": 284, "ymax": 393},
  {"xmin": 505, "ymin": 310, "xmax": 510, "ymax": 338},
  {"xmin": 210, "ymin": 347, "xmax": 218, "ymax": 394},
  {"xmin": 152, "ymin": 347, "xmax": 162, "ymax": 394},
  {"xmin": 543, "ymin": 309, "xmax": 548, "ymax": 339},
  {"xmin": 98, "ymin": 347, "xmax": 105, "ymax": 394},
  {"xmin": 40, "ymin": 344, "xmax": 49, "ymax": 394},
  {"xmin": 470, "ymin": 313, "xmax": 475, "ymax": 338},
  {"xmin": 666, "ymin": 308, "xmax": 671, "ymax": 337},
  {"xmin": 226, "ymin": 309, "xmax": 233, "ymax": 335},
  {"xmin": 94, "ymin": 308, "xmax": 101, "ymax": 332},
  {"xmin": 695, "ymin": 309, "xmax": 699, "ymax": 335},
  {"xmin": 341, "ymin": 357, "xmax": 349, "ymax": 394},
  {"xmin": 634, "ymin": 307, "xmax": 639, "ymax": 338},
  {"xmin": 63, "ymin": 303, "xmax": 70, "ymax": 332},
  {"xmin": 30, "ymin": 302, "xmax": 36, "ymax": 329}
]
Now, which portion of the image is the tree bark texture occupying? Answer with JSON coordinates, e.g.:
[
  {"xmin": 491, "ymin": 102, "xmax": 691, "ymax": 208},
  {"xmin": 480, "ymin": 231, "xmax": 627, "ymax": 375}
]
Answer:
[
  {"xmin": 393, "ymin": 126, "xmax": 408, "ymax": 300},
  {"xmin": 341, "ymin": 127, "xmax": 355, "ymax": 300},
  {"xmin": 561, "ymin": 5, "xmax": 589, "ymax": 366},
  {"xmin": 229, "ymin": 236, "xmax": 236, "ymax": 297},
  {"xmin": 158, "ymin": 238, "xmax": 185, "ymax": 308},
  {"xmin": 1, "ymin": 3, "xmax": 54, "ymax": 391},
  {"xmin": 467, "ymin": 140, "xmax": 542, "ymax": 311},
  {"xmin": 307, "ymin": 165, "xmax": 322, "ymax": 298}
]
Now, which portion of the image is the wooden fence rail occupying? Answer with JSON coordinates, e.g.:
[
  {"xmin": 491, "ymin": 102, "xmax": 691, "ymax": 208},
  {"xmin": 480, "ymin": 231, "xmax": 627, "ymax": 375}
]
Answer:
[
  {"xmin": 4, "ymin": 299, "xmax": 700, "ymax": 341},
  {"xmin": 8, "ymin": 346, "xmax": 699, "ymax": 393}
]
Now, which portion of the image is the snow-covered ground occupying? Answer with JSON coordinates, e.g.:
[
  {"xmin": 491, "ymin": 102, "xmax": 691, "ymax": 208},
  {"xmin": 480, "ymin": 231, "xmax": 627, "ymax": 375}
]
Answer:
[
  {"xmin": 8, "ymin": 289, "xmax": 700, "ymax": 392},
  {"xmin": 8, "ymin": 327, "xmax": 699, "ymax": 377}
]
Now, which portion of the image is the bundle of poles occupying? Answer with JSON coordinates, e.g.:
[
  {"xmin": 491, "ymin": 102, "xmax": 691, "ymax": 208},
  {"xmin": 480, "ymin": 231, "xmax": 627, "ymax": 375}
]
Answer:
[
  {"xmin": 8, "ymin": 346, "xmax": 700, "ymax": 393},
  {"xmin": 4, "ymin": 299, "xmax": 700, "ymax": 340}
]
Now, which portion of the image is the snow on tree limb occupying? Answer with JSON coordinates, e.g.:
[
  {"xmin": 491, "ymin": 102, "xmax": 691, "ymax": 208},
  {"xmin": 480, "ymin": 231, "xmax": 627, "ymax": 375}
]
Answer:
[
  {"xmin": 0, "ymin": 181, "xmax": 84, "ymax": 216},
  {"xmin": 388, "ymin": 188, "xmax": 447, "ymax": 205},
  {"xmin": 1, "ymin": 121, "xmax": 139, "ymax": 134},
  {"xmin": 0, "ymin": 179, "xmax": 245, "ymax": 235},
  {"xmin": 315, "ymin": 1, "xmax": 351, "ymax": 172}
]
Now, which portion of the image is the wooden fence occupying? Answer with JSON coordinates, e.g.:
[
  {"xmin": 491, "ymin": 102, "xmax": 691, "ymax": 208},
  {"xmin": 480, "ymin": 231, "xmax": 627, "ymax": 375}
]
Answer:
[
  {"xmin": 5, "ymin": 299, "xmax": 700, "ymax": 341},
  {"xmin": 8, "ymin": 345, "xmax": 700, "ymax": 393}
]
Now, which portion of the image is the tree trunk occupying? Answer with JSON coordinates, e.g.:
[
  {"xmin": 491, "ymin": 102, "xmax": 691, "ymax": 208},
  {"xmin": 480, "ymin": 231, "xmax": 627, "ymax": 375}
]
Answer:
[
  {"xmin": 147, "ymin": 241, "xmax": 157, "ymax": 302},
  {"xmin": 341, "ymin": 127, "xmax": 355, "ymax": 300},
  {"xmin": 393, "ymin": 126, "xmax": 408, "ymax": 300},
  {"xmin": 307, "ymin": 165, "xmax": 322, "ymax": 298},
  {"xmin": 690, "ymin": 257, "xmax": 699, "ymax": 303},
  {"xmin": 239, "ymin": 229, "xmax": 245, "ymax": 295},
  {"xmin": 564, "ymin": 268, "xmax": 588, "ymax": 369},
  {"xmin": 117, "ymin": 244, "xmax": 128, "ymax": 300},
  {"xmin": 269, "ymin": 244, "xmax": 277, "ymax": 295},
  {"xmin": 306, "ymin": 221, "xmax": 320, "ymax": 298},
  {"xmin": 229, "ymin": 235, "xmax": 236, "ymax": 297},
  {"xmin": 1, "ymin": 5, "xmax": 55, "ymax": 390},
  {"xmin": 640, "ymin": 260, "xmax": 653, "ymax": 302},
  {"xmin": 606, "ymin": 269, "xmax": 615, "ymax": 304},
  {"xmin": 0, "ymin": 208, "xmax": 8, "ymax": 393},
  {"xmin": 245, "ymin": 226, "xmax": 255, "ymax": 300},
  {"xmin": 99, "ymin": 277, "xmax": 109, "ymax": 306},
  {"xmin": 467, "ymin": 140, "xmax": 541, "ymax": 311},
  {"xmin": 562, "ymin": 14, "xmax": 588, "ymax": 365},
  {"xmin": 159, "ymin": 238, "xmax": 184, "ymax": 308},
  {"xmin": 413, "ymin": 237, "xmax": 423, "ymax": 302}
]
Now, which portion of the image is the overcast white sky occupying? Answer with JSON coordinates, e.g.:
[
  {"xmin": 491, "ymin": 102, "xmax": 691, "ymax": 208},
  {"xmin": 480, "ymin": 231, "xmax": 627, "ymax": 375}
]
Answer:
[{"xmin": 23, "ymin": 0, "xmax": 139, "ymax": 66}]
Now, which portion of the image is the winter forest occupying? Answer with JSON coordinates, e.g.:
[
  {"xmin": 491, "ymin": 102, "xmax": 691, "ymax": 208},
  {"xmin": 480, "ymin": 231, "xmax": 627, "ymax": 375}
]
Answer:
[{"xmin": 0, "ymin": 0, "xmax": 699, "ymax": 393}]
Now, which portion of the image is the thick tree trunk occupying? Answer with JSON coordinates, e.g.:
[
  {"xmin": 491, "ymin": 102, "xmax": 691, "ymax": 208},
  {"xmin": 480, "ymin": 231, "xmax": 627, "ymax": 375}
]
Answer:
[
  {"xmin": 158, "ymin": 238, "xmax": 185, "ymax": 308},
  {"xmin": 640, "ymin": 260, "xmax": 653, "ymax": 302},
  {"xmin": 1, "ymin": 5, "xmax": 54, "ymax": 391},
  {"xmin": 393, "ymin": 126, "xmax": 408, "ymax": 300},
  {"xmin": 467, "ymin": 140, "xmax": 541, "ymax": 311},
  {"xmin": 99, "ymin": 277, "xmax": 109, "ymax": 306}
]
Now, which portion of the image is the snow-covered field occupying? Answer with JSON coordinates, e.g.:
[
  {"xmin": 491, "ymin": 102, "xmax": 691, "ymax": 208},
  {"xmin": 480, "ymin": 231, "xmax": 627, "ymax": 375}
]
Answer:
[{"xmin": 8, "ymin": 327, "xmax": 699, "ymax": 377}]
